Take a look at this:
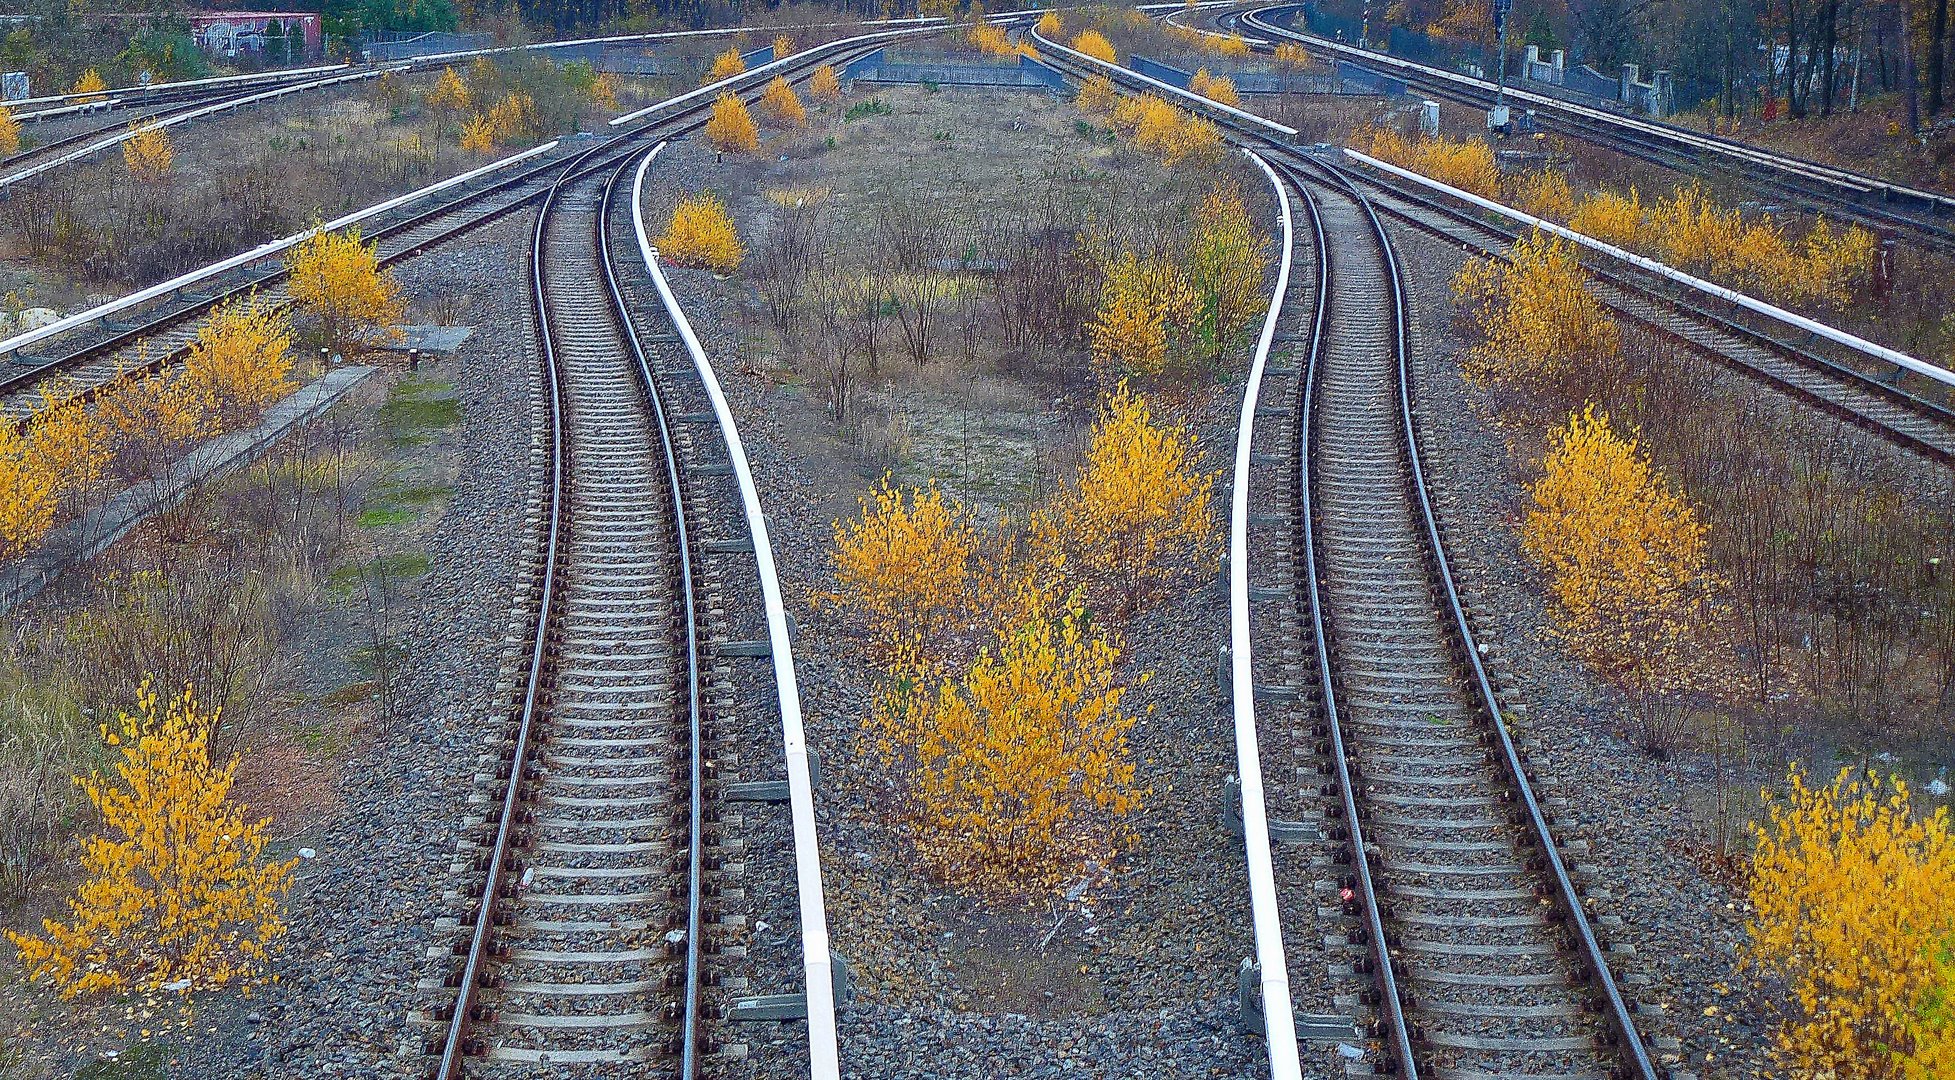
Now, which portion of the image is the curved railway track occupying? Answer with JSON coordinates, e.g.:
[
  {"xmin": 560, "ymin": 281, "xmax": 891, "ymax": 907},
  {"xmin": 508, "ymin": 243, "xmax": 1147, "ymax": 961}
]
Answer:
[
  {"xmin": 0, "ymin": 37, "xmax": 900, "ymax": 424},
  {"xmin": 429, "ymin": 140, "xmax": 713, "ymax": 1078},
  {"xmin": 1229, "ymin": 5, "xmax": 1955, "ymax": 255},
  {"xmin": 1025, "ymin": 24, "xmax": 1955, "ymax": 466},
  {"xmin": 1270, "ymin": 151, "xmax": 1654, "ymax": 1078}
]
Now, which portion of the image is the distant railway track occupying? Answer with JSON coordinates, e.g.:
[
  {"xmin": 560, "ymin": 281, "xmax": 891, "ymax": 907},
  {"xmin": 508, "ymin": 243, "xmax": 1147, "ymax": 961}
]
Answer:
[
  {"xmin": 0, "ymin": 32, "xmax": 916, "ymax": 426},
  {"xmin": 1224, "ymin": 5, "xmax": 1955, "ymax": 255},
  {"xmin": 1028, "ymin": 23, "xmax": 1955, "ymax": 465}
]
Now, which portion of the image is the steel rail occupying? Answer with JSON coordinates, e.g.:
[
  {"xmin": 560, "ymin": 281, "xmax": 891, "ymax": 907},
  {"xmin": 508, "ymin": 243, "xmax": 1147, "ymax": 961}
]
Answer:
[
  {"xmin": 1240, "ymin": 5, "xmax": 1955, "ymax": 222},
  {"xmin": 1260, "ymin": 149, "xmax": 1424, "ymax": 1080},
  {"xmin": 1323, "ymin": 151, "xmax": 1955, "ymax": 461},
  {"xmin": 1226, "ymin": 147, "xmax": 1305, "ymax": 1080},
  {"xmin": 629, "ymin": 140, "xmax": 843, "ymax": 1080},
  {"xmin": 1298, "ymin": 134, "xmax": 1662, "ymax": 1080},
  {"xmin": 596, "ymin": 140, "xmax": 708, "ymax": 1078},
  {"xmin": 0, "ymin": 31, "xmax": 916, "ymax": 418},
  {"xmin": 429, "ymin": 132, "xmax": 586, "ymax": 1080},
  {"xmin": 1035, "ymin": 30, "xmax": 1659, "ymax": 1077}
]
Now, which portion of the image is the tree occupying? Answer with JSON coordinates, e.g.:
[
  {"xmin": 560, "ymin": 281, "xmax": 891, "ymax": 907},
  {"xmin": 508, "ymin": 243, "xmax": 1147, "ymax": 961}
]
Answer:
[
  {"xmin": 870, "ymin": 587, "xmax": 1145, "ymax": 894},
  {"xmin": 772, "ymin": 34, "xmax": 794, "ymax": 59},
  {"xmin": 705, "ymin": 45, "xmax": 746, "ymax": 84},
  {"xmin": 1185, "ymin": 185, "xmax": 1270, "ymax": 358},
  {"xmin": 0, "ymin": 419, "xmax": 56, "ymax": 559},
  {"xmin": 1521, "ymin": 404, "xmax": 1717, "ymax": 753},
  {"xmin": 756, "ymin": 75, "xmax": 806, "ymax": 127},
  {"xmin": 808, "ymin": 63, "xmax": 842, "ymax": 101},
  {"xmin": 828, "ymin": 477, "xmax": 978, "ymax": 656},
  {"xmin": 123, "ymin": 123, "xmax": 173, "ymax": 184},
  {"xmin": 182, "ymin": 296, "xmax": 295, "ymax": 425},
  {"xmin": 704, "ymin": 91, "xmax": 758, "ymax": 153},
  {"xmin": 6, "ymin": 681, "xmax": 296, "ymax": 998},
  {"xmin": 285, "ymin": 226, "xmax": 407, "ymax": 353},
  {"xmin": 1452, "ymin": 230, "xmax": 1620, "ymax": 393},
  {"xmin": 427, "ymin": 66, "xmax": 471, "ymax": 115},
  {"xmin": 0, "ymin": 104, "xmax": 18, "ymax": 157},
  {"xmin": 1088, "ymin": 250, "xmax": 1198, "ymax": 376},
  {"xmin": 1072, "ymin": 29, "xmax": 1118, "ymax": 62},
  {"xmin": 656, "ymin": 192, "xmax": 744, "ymax": 273},
  {"xmin": 459, "ymin": 114, "xmax": 495, "ymax": 152},
  {"xmin": 1031, "ymin": 384, "xmax": 1216, "ymax": 614},
  {"xmin": 1747, "ymin": 765, "xmax": 1955, "ymax": 1078},
  {"xmin": 71, "ymin": 68, "xmax": 107, "ymax": 103},
  {"xmin": 1188, "ymin": 68, "xmax": 1240, "ymax": 106},
  {"xmin": 1036, "ymin": 10, "xmax": 1062, "ymax": 35}
]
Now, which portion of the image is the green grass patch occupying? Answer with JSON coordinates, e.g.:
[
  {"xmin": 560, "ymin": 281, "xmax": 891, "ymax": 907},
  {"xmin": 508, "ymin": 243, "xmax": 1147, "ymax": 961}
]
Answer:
[
  {"xmin": 381, "ymin": 377, "xmax": 460, "ymax": 446},
  {"xmin": 844, "ymin": 98, "xmax": 892, "ymax": 122},
  {"xmin": 356, "ymin": 507, "xmax": 419, "ymax": 528},
  {"xmin": 378, "ymin": 483, "xmax": 453, "ymax": 506}
]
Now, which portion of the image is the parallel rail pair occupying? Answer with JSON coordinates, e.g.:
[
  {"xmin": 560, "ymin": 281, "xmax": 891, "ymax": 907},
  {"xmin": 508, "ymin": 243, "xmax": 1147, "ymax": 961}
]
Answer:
[
  {"xmin": 1231, "ymin": 5, "xmax": 1955, "ymax": 254},
  {"xmin": 1038, "ymin": 26, "xmax": 1661, "ymax": 1080}
]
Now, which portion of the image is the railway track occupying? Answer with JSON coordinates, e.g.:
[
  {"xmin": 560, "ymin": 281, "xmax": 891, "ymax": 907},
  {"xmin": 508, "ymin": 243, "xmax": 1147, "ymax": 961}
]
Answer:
[
  {"xmin": 0, "ymin": 35, "xmax": 905, "ymax": 424},
  {"xmin": 1025, "ymin": 27, "xmax": 1657, "ymax": 1076},
  {"xmin": 1230, "ymin": 5, "xmax": 1955, "ymax": 255},
  {"xmin": 1271, "ymin": 150, "xmax": 1653, "ymax": 1078},
  {"xmin": 1026, "ymin": 24, "xmax": 1955, "ymax": 466},
  {"xmin": 428, "ymin": 139, "xmax": 715, "ymax": 1077}
]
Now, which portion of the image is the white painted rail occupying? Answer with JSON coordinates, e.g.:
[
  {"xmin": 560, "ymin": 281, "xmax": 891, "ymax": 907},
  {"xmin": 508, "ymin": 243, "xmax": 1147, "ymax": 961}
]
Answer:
[
  {"xmin": 5, "ymin": 63, "xmax": 350, "ymax": 112},
  {"xmin": 1229, "ymin": 147, "xmax": 1305, "ymax": 1080},
  {"xmin": 1344, "ymin": 147, "xmax": 1955, "ymax": 388},
  {"xmin": 631, "ymin": 143, "xmax": 840, "ymax": 1080},
  {"xmin": 0, "ymin": 139, "xmax": 558, "ymax": 360},
  {"xmin": 1241, "ymin": 5, "xmax": 1955, "ymax": 214},
  {"xmin": 1026, "ymin": 23, "xmax": 1301, "ymax": 137}
]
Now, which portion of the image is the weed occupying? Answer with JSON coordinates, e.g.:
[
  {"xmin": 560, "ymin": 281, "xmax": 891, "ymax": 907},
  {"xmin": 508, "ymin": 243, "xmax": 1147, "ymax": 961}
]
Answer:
[{"xmin": 844, "ymin": 98, "xmax": 892, "ymax": 122}]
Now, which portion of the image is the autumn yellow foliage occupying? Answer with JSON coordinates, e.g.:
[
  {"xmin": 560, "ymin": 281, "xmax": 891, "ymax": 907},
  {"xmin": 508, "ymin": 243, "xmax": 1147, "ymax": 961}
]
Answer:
[
  {"xmin": 1109, "ymin": 93, "xmax": 1221, "ymax": 166},
  {"xmin": 1522, "ymin": 405, "xmax": 1715, "ymax": 713},
  {"xmin": 1089, "ymin": 250, "xmax": 1197, "ymax": 376},
  {"xmin": 871, "ymin": 589, "xmax": 1145, "ymax": 894},
  {"xmin": 1365, "ymin": 127, "xmax": 1499, "ymax": 199},
  {"xmin": 1036, "ymin": 10, "xmax": 1061, "ymax": 35},
  {"xmin": 486, "ymin": 90, "xmax": 538, "ymax": 141},
  {"xmin": 182, "ymin": 296, "xmax": 294, "ymax": 424},
  {"xmin": 704, "ymin": 91, "xmax": 759, "ymax": 153},
  {"xmin": 772, "ymin": 34, "xmax": 794, "ymax": 59},
  {"xmin": 0, "ymin": 105, "xmax": 19, "ymax": 157},
  {"xmin": 1072, "ymin": 29, "xmax": 1117, "ymax": 63},
  {"xmin": 1565, "ymin": 186, "xmax": 1643, "ymax": 248},
  {"xmin": 1186, "ymin": 184, "xmax": 1271, "ymax": 355},
  {"xmin": 970, "ymin": 22, "xmax": 1015, "ymax": 57},
  {"xmin": 1507, "ymin": 168, "xmax": 1574, "ymax": 220},
  {"xmin": 427, "ymin": 66, "xmax": 471, "ymax": 113},
  {"xmin": 589, "ymin": 71, "xmax": 620, "ymax": 111},
  {"xmin": 808, "ymin": 63, "xmax": 842, "ymax": 101},
  {"xmin": 1211, "ymin": 32, "xmax": 1252, "ymax": 57},
  {"xmin": 1747, "ymin": 766, "xmax": 1955, "ymax": 1078},
  {"xmin": 1188, "ymin": 68, "xmax": 1240, "ymax": 107},
  {"xmin": 1076, "ymin": 72, "xmax": 1118, "ymax": 115},
  {"xmin": 829, "ymin": 477, "xmax": 978, "ymax": 655},
  {"xmin": 95, "ymin": 370, "xmax": 214, "ymax": 475},
  {"xmin": 1452, "ymin": 230, "xmax": 1619, "ymax": 389},
  {"xmin": 285, "ymin": 226, "xmax": 407, "ymax": 352},
  {"xmin": 756, "ymin": 75, "xmax": 806, "ymax": 128},
  {"xmin": 5, "ymin": 681, "xmax": 295, "ymax": 998},
  {"xmin": 705, "ymin": 46, "xmax": 747, "ymax": 84},
  {"xmin": 0, "ymin": 420, "xmax": 56, "ymax": 559},
  {"xmin": 1032, "ymin": 384, "xmax": 1215, "ymax": 612},
  {"xmin": 1273, "ymin": 42, "xmax": 1314, "ymax": 67},
  {"xmin": 123, "ymin": 123, "xmax": 173, "ymax": 183},
  {"xmin": 458, "ymin": 114, "xmax": 495, "ymax": 153},
  {"xmin": 71, "ymin": 68, "xmax": 107, "ymax": 103},
  {"xmin": 657, "ymin": 193, "xmax": 744, "ymax": 273}
]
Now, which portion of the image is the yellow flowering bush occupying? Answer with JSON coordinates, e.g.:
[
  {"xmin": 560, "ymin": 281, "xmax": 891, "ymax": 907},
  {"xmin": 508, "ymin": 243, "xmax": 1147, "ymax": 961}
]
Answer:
[
  {"xmin": 1748, "ymin": 766, "xmax": 1955, "ymax": 1078},
  {"xmin": 656, "ymin": 193, "xmax": 744, "ymax": 274},
  {"xmin": 6, "ymin": 681, "xmax": 296, "ymax": 997}
]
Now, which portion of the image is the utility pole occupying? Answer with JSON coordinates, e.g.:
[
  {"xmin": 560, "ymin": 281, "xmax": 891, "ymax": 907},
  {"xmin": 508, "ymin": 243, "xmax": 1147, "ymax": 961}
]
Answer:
[{"xmin": 1489, "ymin": 0, "xmax": 1512, "ymax": 132}]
